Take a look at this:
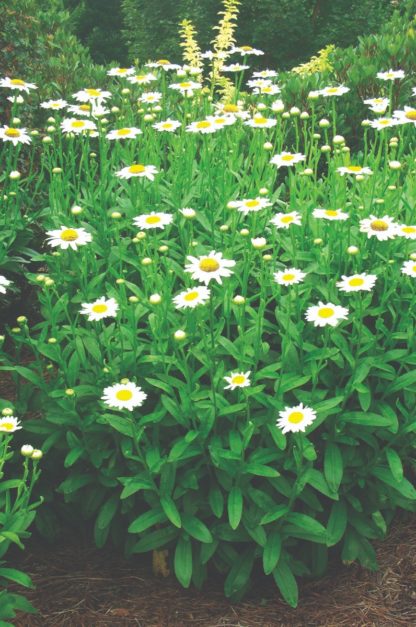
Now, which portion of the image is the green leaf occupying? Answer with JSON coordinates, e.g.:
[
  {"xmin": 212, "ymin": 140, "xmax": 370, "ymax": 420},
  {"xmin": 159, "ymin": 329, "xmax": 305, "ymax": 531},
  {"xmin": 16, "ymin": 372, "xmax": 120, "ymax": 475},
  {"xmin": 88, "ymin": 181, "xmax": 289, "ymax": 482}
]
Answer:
[
  {"xmin": 102, "ymin": 414, "xmax": 133, "ymax": 437},
  {"xmin": 208, "ymin": 487, "xmax": 224, "ymax": 518},
  {"xmin": 224, "ymin": 549, "xmax": 254, "ymax": 598},
  {"xmin": 263, "ymin": 530, "xmax": 282, "ymax": 575},
  {"xmin": 260, "ymin": 505, "xmax": 289, "ymax": 525},
  {"xmin": 327, "ymin": 501, "xmax": 347, "ymax": 546},
  {"xmin": 273, "ymin": 558, "xmax": 298, "ymax": 608},
  {"xmin": 324, "ymin": 443, "xmax": 343, "ymax": 493},
  {"xmin": 341, "ymin": 412, "xmax": 394, "ymax": 427},
  {"xmin": 228, "ymin": 487, "xmax": 243, "ymax": 530},
  {"xmin": 0, "ymin": 567, "xmax": 33, "ymax": 589},
  {"xmin": 174, "ymin": 536, "xmax": 192, "ymax": 588},
  {"xmin": 267, "ymin": 424, "xmax": 286, "ymax": 450},
  {"xmin": 182, "ymin": 515, "xmax": 213, "ymax": 543},
  {"xmin": 385, "ymin": 449, "xmax": 403, "ymax": 483},
  {"xmin": 244, "ymin": 463, "xmax": 279, "ymax": 477},
  {"xmin": 371, "ymin": 467, "xmax": 416, "ymax": 500},
  {"xmin": 128, "ymin": 509, "xmax": 166, "ymax": 534},
  {"xmin": 385, "ymin": 370, "xmax": 416, "ymax": 394},
  {"xmin": 160, "ymin": 497, "xmax": 182, "ymax": 528},
  {"xmin": 132, "ymin": 526, "xmax": 178, "ymax": 553}
]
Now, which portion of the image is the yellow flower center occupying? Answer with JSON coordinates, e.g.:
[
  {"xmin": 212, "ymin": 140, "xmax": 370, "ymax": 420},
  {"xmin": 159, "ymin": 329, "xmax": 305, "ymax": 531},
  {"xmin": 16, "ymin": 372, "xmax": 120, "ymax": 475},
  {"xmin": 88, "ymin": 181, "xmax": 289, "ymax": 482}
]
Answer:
[
  {"xmin": 157, "ymin": 59, "xmax": 170, "ymax": 65},
  {"xmin": 184, "ymin": 291, "xmax": 199, "ymax": 302},
  {"xmin": 241, "ymin": 46, "xmax": 253, "ymax": 51},
  {"xmin": 282, "ymin": 273, "xmax": 295, "ymax": 282},
  {"xmin": 379, "ymin": 119, "xmax": 390, "ymax": 125},
  {"xmin": 196, "ymin": 121, "xmax": 211, "ymax": 129},
  {"xmin": 116, "ymin": 128, "xmax": 132, "ymax": 136},
  {"xmin": 232, "ymin": 375, "xmax": 246, "ymax": 385},
  {"xmin": 281, "ymin": 215, "xmax": 294, "ymax": 224},
  {"xmin": 348, "ymin": 278, "xmax": 364, "ymax": 287},
  {"xmin": 214, "ymin": 118, "xmax": 226, "ymax": 124},
  {"xmin": 92, "ymin": 303, "xmax": 108, "ymax": 313},
  {"xmin": 318, "ymin": 307, "xmax": 335, "ymax": 318},
  {"xmin": 325, "ymin": 210, "xmax": 339, "ymax": 217},
  {"xmin": 326, "ymin": 88, "xmax": 339, "ymax": 94},
  {"xmin": 254, "ymin": 117, "xmax": 267, "ymax": 124},
  {"xmin": 223, "ymin": 104, "xmax": 239, "ymax": 113},
  {"xmin": 262, "ymin": 87, "xmax": 273, "ymax": 93},
  {"xmin": 80, "ymin": 104, "xmax": 91, "ymax": 111},
  {"xmin": 136, "ymin": 75, "xmax": 146, "ymax": 80},
  {"xmin": 85, "ymin": 89, "xmax": 101, "ymax": 97},
  {"xmin": 145, "ymin": 215, "xmax": 161, "ymax": 224},
  {"xmin": 71, "ymin": 120, "xmax": 86, "ymax": 128},
  {"xmin": 402, "ymin": 226, "xmax": 416, "ymax": 233},
  {"xmin": 199, "ymin": 258, "xmax": 220, "ymax": 273},
  {"xmin": 5, "ymin": 128, "xmax": 21, "ymax": 137},
  {"xmin": 370, "ymin": 219, "xmax": 388, "ymax": 231},
  {"xmin": 405, "ymin": 110, "xmax": 416, "ymax": 121},
  {"xmin": 373, "ymin": 98, "xmax": 384, "ymax": 104},
  {"xmin": 117, "ymin": 68, "xmax": 128, "ymax": 74},
  {"xmin": 413, "ymin": 265, "xmax": 416, "ymax": 273},
  {"xmin": 1, "ymin": 422, "xmax": 15, "ymax": 431},
  {"xmin": 288, "ymin": 411, "xmax": 304, "ymax": 424},
  {"xmin": 60, "ymin": 228, "xmax": 79, "ymax": 242},
  {"xmin": 162, "ymin": 123, "xmax": 173, "ymax": 129},
  {"xmin": 116, "ymin": 389, "xmax": 133, "ymax": 401},
  {"xmin": 281, "ymin": 155, "xmax": 295, "ymax": 162},
  {"xmin": 246, "ymin": 200, "xmax": 260, "ymax": 208},
  {"xmin": 347, "ymin": 166, "xmax": 362, "ymax": 172},
  {"xmin": 179, "ymin": 82, "xmax": 192, "ymax": 88},
  {"xmin": 128, "ymin": 164, "xmax": 146, "ymax": 174},
  {"xmin": 11, "ymin": 79, "xmax": 25, "ymax": 86}
]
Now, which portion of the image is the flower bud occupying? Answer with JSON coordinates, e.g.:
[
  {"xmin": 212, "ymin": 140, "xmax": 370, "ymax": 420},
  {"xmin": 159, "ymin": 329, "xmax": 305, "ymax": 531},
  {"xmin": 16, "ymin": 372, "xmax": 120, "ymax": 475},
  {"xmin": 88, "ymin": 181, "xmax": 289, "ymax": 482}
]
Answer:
[
  {"xmin": 319, "ymin": 118, "xmax": 330, "ymax": 128},
  {"xmin": 259, "ymin": 187, "xmax": 268, "ymax": 195},
  {"xmin": 263, "ymin": 141, "xmax": 273, "ymax": 150},
  {"xmin": 71, "ymin": 205, "xmax": 83, "ymax": 215},
  {"xmin": 290, "ymin": 106, "xmax": 300, "ymax": 116},
  {"xmin": 313, "ymin": 238, "xmax": 323, "ymax": 245},
  {"xmin": 149, "ymin": 293, "xmax": 162, "ymax": 304},
  {"xmin": 262, "ymin": 254, "xmax": 272, "ymax": 261},
  {"xmin": 389, "ymin": 160, "xmax": 401, "ymax": 170},
  {"xmin": 31, "ymin": 449, "xmax": 43, "ymax": 460},
  {"xmin": 174, "ymin": 329, "xmax": 186, "ymax": 341},
  {"xmin": 48, "ymin": 337, "xmax": 57, "ymax": 344},
  {"xmin": 42, "ymin": 136, "xmax": 52, "ymax": 143},
  {"xmin": 9, "ymin": 170, "xmax": 21, "ymax": 180},
  {"xmin": 333, "ymin": 135, "xmax": 345, "ymax": 145},
  {"xmin": 129, "ymin": 296, "xmax": 139, "ymax": 303},
  {"xmin": 142, "ymin": 257, "xmax": 152, "ymax": 265},
  {"xmin": 233, "ymin": 295, "xmax": 246, "ymax": 305},
  {"xmin": 21, "ymin": 445, "xmax": 34, "ymax": 457},
  {"xmin": 219, "ymin": 224, "xmax": 229, "ymax": 232},
  {"xmin": 111, "ymin": 211, "xmax": 122, "ymax": 219},
  {"xmin": 240, "ymin": 228, "xmax": 249, "ymax": 236},
  {"xmin": 282, "ymin": 112, "xmax": 290, "ymax": 119},
  {"xmin": 2, "ymin": 408, "xmax": 14, "ymax": 416},
  {"xmin": 65, "ymin": 388, "xmax": 75, "ymax": 396},
  {"xmin": 251, "ymin": 237, "xmax": 267, "ymax": 249},
  {"xmin": 116, "ymin": 278, "xmax": 125, "ymax": 284},
  {"xmin": 347, "ymin": 245, "xmax": 359, "ymax": 255},
  {"xmin": 52, "ymin": 167, "xmax": 62, "ymax": 174},
  {"xmin": 121, "ymin": 88, "xmax": 130, "ymax": 95}
]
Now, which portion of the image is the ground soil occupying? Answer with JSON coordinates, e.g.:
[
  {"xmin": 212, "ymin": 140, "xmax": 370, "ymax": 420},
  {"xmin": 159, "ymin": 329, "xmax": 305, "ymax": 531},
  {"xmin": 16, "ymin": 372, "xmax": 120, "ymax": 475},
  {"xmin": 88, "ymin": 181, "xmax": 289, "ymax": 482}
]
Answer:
[{"xmin": 11, "ymin": 512, "xmax": 416, "ymax": 627}]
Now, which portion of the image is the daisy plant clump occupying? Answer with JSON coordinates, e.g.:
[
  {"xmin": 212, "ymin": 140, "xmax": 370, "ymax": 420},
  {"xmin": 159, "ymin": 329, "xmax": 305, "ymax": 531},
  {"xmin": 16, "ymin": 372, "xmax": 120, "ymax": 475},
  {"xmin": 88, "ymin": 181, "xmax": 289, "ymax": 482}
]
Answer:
[{"xmin": 1, "ymin": 2, "xmax": 416, "ymax": 607}]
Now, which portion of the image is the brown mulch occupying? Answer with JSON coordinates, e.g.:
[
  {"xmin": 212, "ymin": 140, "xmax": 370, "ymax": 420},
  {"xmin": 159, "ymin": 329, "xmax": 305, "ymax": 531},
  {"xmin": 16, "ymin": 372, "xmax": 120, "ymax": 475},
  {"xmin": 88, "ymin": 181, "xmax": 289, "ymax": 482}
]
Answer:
[{"xmin": 12, "ymin": 513, "xmax": 416, "ymax": 627}]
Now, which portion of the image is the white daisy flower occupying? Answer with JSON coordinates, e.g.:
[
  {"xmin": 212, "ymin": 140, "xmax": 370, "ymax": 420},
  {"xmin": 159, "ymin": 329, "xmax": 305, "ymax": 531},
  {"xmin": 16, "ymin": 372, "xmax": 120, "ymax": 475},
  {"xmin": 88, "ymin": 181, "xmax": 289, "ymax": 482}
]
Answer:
[
  {"xmin": 67, "ymin": 103, "xmax": 109, "ymax": 118},
  {"xmin": 0, "ymin": 275, "xmax": 11, "ymax": 294},
  {"xmin": 116, "ymin": 164, "xmax": 158, "ymax": 180},
  {"xmin": 224, "ymin": 371, "xmax": 251, "ymax": 390},
  {"xmin": 133, "ymin": 212, "xmax": 173, "ymax": 229},
  {"xmin": 252, "ymin": 69, "xmax": 278, "ymax": 79},
  {"xmin": 337, "ymin": 165, "xmax": 373, "ymax": 177},
  {"xmin": 396, "ymin": 225, "xmax": 416, "ymax": 239},
  {"xmin": 377, "ymin": 69, "xmax": 405, "ymax": 81},
  {"xmin": 186, "ymin": 119, "xmax": 219, "ymax": 134},
  {"xmin": 401, "ymin": 260, "xmax": 416, "ymax": 278},
  {"xmin": 127, "ymin": 73, "xmax": 157, "ymax": 85},
  {"xmin": 185, "ymin": 251, "xmax": 236, "ymax": 285},
  {"xmin": 247, "ymin": 78, "xmax": 272, "ymax": 89},
  {"xmin": 364, "ymin": 97, "xmax": 389, "ymax": 113},
  {"xmin": 145, "ymin": 60, "xmax": 181, "ymax": 71},
  {"xmin": 270, "ymin": 152, "xmax": 305, "ymax": 168},
  {"xmin": 251, "ymin": 237, "xmax": 267, "ymax": 249},
  {"xmin": 221, "ymin": 64, "xmax": 250, "ymax": 72},
  {"xmin": 205, "ymin": 115, "xmax": 236, "ymax": 129},
  {"xmin": 319, "ymin": 85, "xmax": 350, "ymax": 97},
  {"xmin": 60, "ymin": 118, "xmax": 97, "ymax": 134},
  {"xmin": 245, "ymin": 116, "xmax": 277, "ymax": 129},
  {"xmin": 393, "ymin": 106, "xmax": 416, "ymax": 125},
  {"xmin": 277, "ymin": 403, "xmax": 317, "ymax": 434},
  {"xmin": 102, "ymin": 381, "xmax": 147, "ymax": 411},
  {"xmin": 232, "ymin": 45, "xmax": 264, "ymax": 56},
  {"xmin": 179, "ymin": 207, "xmax": 196, "ymax": 219},
  {"xmin": 0, "ymin": 126, "xmax": 31, "ymax": 146},
  {"xmin": 46, "ymin": 226, "xmax": 92, "ymax": 250},
  {"xmin": 0, "ymin": 416, "xmax": 22, "ymax": 433},
  {"xmin": 201, "ymin": 50, "xmax": 229, "ymax": 61},
  {"xmin": 138, "ymin": 91, "xmax": 162, "ymax": 104},
  {"xmin": 40, "ymin": 99, "xmax": 68, "ymax": 110},
  {"xmin": 173, "ymin": 286, "xmax": 211, "ymax": 309},
  {"xmin": 214, "ymin": 102, "xmax": 250, "ymax": 119},
  {"xmin": 0, "ymin": 77, "xmax": 37, "ymax": 92},
  {"xmin": 80, "ymin": 297, "xmax": 119, "ymax": 321},
  {"xmin": 107, "ymin": 67, "xmax": 135, "ymax": 77},
  {"xmin": 305, "ymin": 301, "xmax": 349, "ymax": 327},
  {"xmin": 274, "ymin": 268, "xmax": 306, "ymax": 286},
  {"xmin": 169, "ymin": 81, "xmax": 202, "ymax": 96},
  {"xmin": 253, "ymin": 84, "xmax": 281, "ymax": 95},
  {"xmin": 270, "ymin": 211, "xmax": 302, "ymax": 229},
  {"xmin": 106, "ymin": 127, "xmax": 142, "ymax": 140},
  {"xmin": 336, "ymin": 273, "xmax": 377, "ymax": 293},
  {"xmin": 369, "ymin": 117, "xmax": 398, "ymax": 130},
  {"xmin": 7, "ymin": 95, "xmax": 24, "ymax": 104},
  {"xmin": 359, "ymin": 215, "xmax": 397, "ymax": 241},
  {"xmin": 152, "ymin": 119, "xmax": 181, "ymax": 132},
  {"xmin": 233, "ymin": 197, "xmax": 272, "ymax": 215},
  {"xmin": 72, "ymin": 88, "xmax": 111, "ymax": 102},
  {"xmin": 271, "ymin": 99, "xmax": 285, "ymax": 112},
  {"xmin": 312, "ymin": 208, "xmax": 349, "ymax": 221}
]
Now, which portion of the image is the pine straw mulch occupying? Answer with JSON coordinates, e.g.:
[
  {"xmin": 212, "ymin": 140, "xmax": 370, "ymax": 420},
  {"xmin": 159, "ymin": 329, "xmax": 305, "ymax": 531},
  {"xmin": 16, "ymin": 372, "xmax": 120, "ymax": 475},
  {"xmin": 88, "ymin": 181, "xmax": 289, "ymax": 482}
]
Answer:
[{"xmin": 11, "ymin": 512, "xmax": 416, "ymax": 627}]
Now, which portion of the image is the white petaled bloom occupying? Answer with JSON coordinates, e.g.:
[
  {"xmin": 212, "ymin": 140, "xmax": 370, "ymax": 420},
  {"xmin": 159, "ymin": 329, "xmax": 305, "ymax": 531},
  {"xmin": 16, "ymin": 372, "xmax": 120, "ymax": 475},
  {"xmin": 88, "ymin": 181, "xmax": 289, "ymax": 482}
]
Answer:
[
  {"xmin": 271, "ymin": 99, "xmax": 285, "ymax": 112},
  {"xmin": 270, "ymin": 211, "xmax": 302, "ymax": 229},
  {"xmin": 40, "ymin": 99, "xmax": 68, "ymax": 110},
  {"xmin": 359, "ymin": 215, "xmax": 397, "ymax": 241},
  {"xmin": 180, "ymin": 207, "xmax": 196, "ymax": 218},
  {"xmin": 46, "ymin": 226, "xmax": 92, "ymax": 250},
  {"xmin": 102, "ymin": 381, "xmax": 147, "ymax": 411},
  {"xmin": 61, "ymin": 118, "xmax": 97, "ymax": 134},
  {"xmin": 245, "ymin": 115, "xmax": 277, "ymax": 129},
  {"xmin": 145, "ymin": 60, "xmax": 181, "ymax": 71},
  {"xmin": 369, "ymin": 117, "xmax": 398, "ymax": 130},
  {"xmin": 337, "ymin": 165, "xmax": 373, "ymax": 177},
  {"xmin": 116, "ymin": 164, "xmax": 158, "ymax": 180},
  {"xmin": 224, "ymin": 371, "xmax": 251, "ymax": 390},
  {"xmin": 138, "ymin": 91, "xmax": 162, "ymax": 104},
  {"xmin": 251, "ymin": 237, "xmax": 267, "ymax": 249},
  {"xmin": 185, "ymin": 251, "xmax": 236, "ymax": 285},
  {"xmin": 313, "ymin": 208, "xmax": 349, "ymax": 221},
  {"xmin": 270, "ymin": 152, "xmax": 305, "ymax": 168},
  {"xmin": 0, "ymin": 416, "xmax": 22, "ymax": 433},
  {"xmin": 336, "ymin": 273, "xmax": 377, "ymax": 293},
  {"xmin": 274, "ymin": 268, "xmax": 306, "ymax": 286},
  {"xmin": 186, "ymin": 119, "xmax": 219, "ymax": 134},
  {"xmin": 127, "ymin": 72, "xmax": 157, "ymax": 85},
  {"xmin": 247, "ymin": 78, "xmax": 272, "ymax": 89},
  {"xmin": 396, "ymin": 224, "xmax": 416, "ymax": 240},
  {"xmin": 0, "ymin": 77, "xmax": 37, "ymax": 92},
  {"xmin": 215, "ymin": 102, "xmax": 250, "ymax": 120},
  {"xmin": 319, "ymin": 85, "xmax": 350, "ymax": 97},
  {"xmin": 364, "ymin": 97, "xmax": 389, "ymax": 113},
  {"xmin": 221, "ymin": 64, "xmax": 250, "ymax": 72},
  {"xmin": 393, "ymin": 106, "xmax": 416, "ymax": 126},
  {"xmin": 152, "ymin": 119, "xmax": 181, "ymax": 132},
  {"xmin": 277, "ymin": 403, "xmax": 317, "ymax": 434},
  {"xmin": 401, "ymin": 260, "xmax": 416, "ymax": 278},
  {"xmin": 107, "ymin": 67, "xmax": 135, "ymax": 77},
  {"xmin": 169, "ymin": 81, "xmax": 202, "ymax": 96},
  {"xmin": 72, "ymin": 88, "xmax": 111, "ymax": 102},
  {"xmin": 0, "ymin": 126, "xmax": 31, "ymax": 146},
  {"xmin": 133, "ymin": 212, "xmax": 173, "ymax": 230},
  {"xmin": 173, "ymin": 286, "xmax": 211, "ymax": 309},
  {"xmin": 253, "ymin": 84, "xmax": 281, "ymax": 96},
  {"xmin": 205, "ymin": 115, "xmax": 236, "ymax": 129},
  {"xmin": 252, "ymin": 69, "xmax": 278, "ymax": 78},
  {"xmin": 67, "ymin": 103, "xmax": 109, "ymax": 118},
  {"xmin": 201, "ymin": 50, "xmax": 229, "ymax": 60},
  {"xmin": 106, "ymin": 127, "xmax": 142, "ymax": 140},
  {"xmin": 232, "ymin": 45, "xmax": 264, "ymax": 56},
  {"xmin": 80, "ymin": 297, "xmax": 119, "ymax": 321},
  {"xmin": 7, "ymin": 94, "xmax": 24, "ymax": 104},
  {"xmin": 234, "ymin": 197, "xmax": 272, "ymax": 215},
  {"xmin": 305, "ymin": 301, "xmax": 349, "ymax": 328},
  {"xmin": 377, "ymin": 69, "xmax": 405, "ymax": 81},
  {"xmin": 0, "ymin": 275, "xmax": 11, "ymax": 294}
]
